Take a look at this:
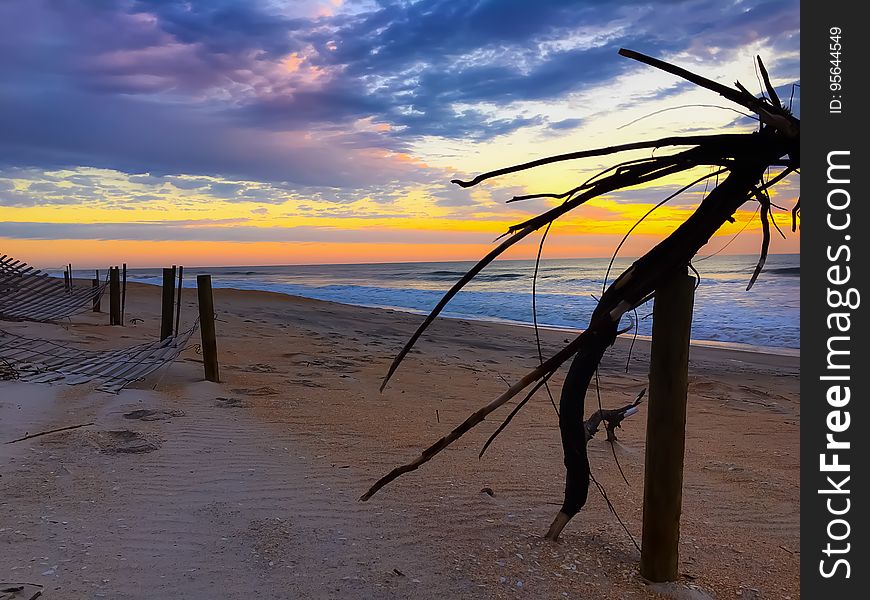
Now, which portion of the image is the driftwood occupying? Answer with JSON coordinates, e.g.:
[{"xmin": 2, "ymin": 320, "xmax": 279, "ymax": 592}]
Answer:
[
  {"xmin": 586, "ymin": 388, "xmax": 644, "ymax": 443},
  {"xmin": 0, "ymin": 583, "xmax": 43, "ymax": 600},
  {"xmin": 5, "ymin": 422, "xmax": 95, "ymax": 444},
  {"xmin": 363, "ymin": 49, "xmax": 798, "ymax": 541}
]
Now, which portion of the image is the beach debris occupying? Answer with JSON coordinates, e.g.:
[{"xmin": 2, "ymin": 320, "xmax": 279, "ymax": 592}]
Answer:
[
  {"xmin": 0, "ymin": 254, "xmax": 107, "ymax": 323},
  {"xmin": 0, "ymin": 326, "xmax": 197, "ymax": 393},
  {"xmin": 0, "ymin": 583, "xmax": 43, "ymax": 600},
  {"xmin": 123, "ymin": 408, "xmax": 185, "ymax": 421},
  {"xmin": 0, "ymin": 358, "xmax": 18, "ymax": 381},
  {"xmin": 363, "ymin": 49, "xmax": 798, "ymax": 546},
  {"xmin": 5, "ymin": 421, "xmax": 95, "ymax": 445}
]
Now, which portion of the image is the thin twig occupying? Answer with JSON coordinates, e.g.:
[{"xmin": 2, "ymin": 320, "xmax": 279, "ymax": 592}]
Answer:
[
  {"xmin": 589, "ymin": 472, "xmax": 641, "ymax": 553},
  {"xmin": 532, "ymin": 223, "xmax": 560, "ymax": 417},
  {"xmin": 6, "ymin": 422, "xmax": 95, "ymax": 444},
  {"xmin": 479, "ymin": 370, "xmax": 556, "ymax": 459},
  {"xmin": 595, "ymin": 369, "xmax": 630, "ymax": 486},
  {"xmin": 747, "ymin": 187, "xmax": 772, "ymax": 291},
  {"xmin": 625, "ymin": 307, "xmax": 639, "ymax": 373},
  {"xmin": 618, "ymin": 104, "xmax": 756, "ymax": 130},
  {"xmin": 382, "ymin": 149, "xmax": 707, "ymax": 390},
  {"xmin": 619, "ymin": 48, "xmax": 799, "ymax": 138},
  {"xmin": 602, "ymin": 168, "xmax": 728, "ymax": 294}
]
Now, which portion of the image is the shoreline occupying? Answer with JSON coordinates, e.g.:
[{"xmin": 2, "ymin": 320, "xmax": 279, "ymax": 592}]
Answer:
[{"xmin": 124, "ymin": 279, "xmax": 801, "ymax": 359}]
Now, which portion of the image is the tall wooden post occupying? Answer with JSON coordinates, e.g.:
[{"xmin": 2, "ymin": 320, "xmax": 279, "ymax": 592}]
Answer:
[
  {"xmin": 92, "ymin": 271, "xmax": 101, "ymax": 312},
  {"xmin": 174, "ymin": 266, "xmax": 184, "ymax": 337},
  {"xmin": 121, "ymin": 263, "xmax": 127, "ymax": 326},
  {"xmin": 640, "ymin": 268, "xmax": 695, "ymax": 583},
  {"xmin": 109, "ymin": 267, "xmax": 121, "ymax": 325},
  {"xmin": 197, "ymin": 274, "xmax": 219, "ymax": 383},
  {"xmin": 160, "ymin": 267, "xmax": 176, "ymax": 340},
  {"xmin": 63, "ymin": 268, "xmax": 70, "ymax": 292}
]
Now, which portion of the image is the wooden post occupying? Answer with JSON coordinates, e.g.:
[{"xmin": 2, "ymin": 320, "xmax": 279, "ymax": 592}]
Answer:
[
  {"xmin": 160, "ymin": 267, "xmax": 176, "ymax": 340},
  {"xmin": 175, "ymin": 265, "xmax": 184, "ymax": 337},
  {"xmin": 109, "ymin": 267, "xmax": 121, "ymax": 325},
  {"xmin": 63, "ymin": 268, "xmax": 70, "ymax": 292},
  {"xmin": 93, "ymin": 269, "xmax": 101, "ymax": 312},
  {"xmin": 640, "ymin": 268, "xmax": 695, "ymax": 583},
  {"xmin": 197, "ymin": 274, "xmax": 219, "ymax": 383},
  {"xmin": 121, "ymin": 263, "xmax": 127, "ymax": 326}
]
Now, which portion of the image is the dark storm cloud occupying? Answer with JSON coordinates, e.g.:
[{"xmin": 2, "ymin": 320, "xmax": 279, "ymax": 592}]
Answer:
[{"xmin": 128, "ymin": 0, "xmax": 306, "ymax": 55}]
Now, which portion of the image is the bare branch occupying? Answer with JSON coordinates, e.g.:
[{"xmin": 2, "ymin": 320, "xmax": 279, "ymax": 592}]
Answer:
[
  {"xmin": 757, "ymin": 56, "xmax": 782, "ymax": 109},
  {"xmin": 618, "ymin": 49, "xmax": 799, "ymax": 139},
  {"xmin": 450, "ymin": 133, "xmax": 747, "ymax": 188}
]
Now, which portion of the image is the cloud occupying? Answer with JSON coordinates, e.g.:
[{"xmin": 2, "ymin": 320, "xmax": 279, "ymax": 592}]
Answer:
[
  {"xmin": 0, "ymin": 88, "xmax": 433, "ymax": 187},
  {"xmin": 0, "ymin": 220, "xmax": 494, "ymax": 245},
  {"xmin": 127, "ymin": 0, "xmax": 306, "ymax": 56},
  {"xmin": 548, "ymin": 118, "xmax": 584, "ymax": 131},
  {"xmin": 0, "ymin": 0, "xmax": 800, "ymax": 192}
]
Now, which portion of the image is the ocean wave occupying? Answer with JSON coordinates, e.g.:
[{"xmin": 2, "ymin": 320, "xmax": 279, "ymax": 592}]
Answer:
[{"xmin": 123, "ymin": 255, "xmax": 799, "ymax": 348}]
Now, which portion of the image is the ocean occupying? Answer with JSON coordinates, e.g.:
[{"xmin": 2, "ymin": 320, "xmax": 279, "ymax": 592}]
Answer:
[{"xmin": 115, "ymin": 254, "xmax": 799, "ymax": 352}]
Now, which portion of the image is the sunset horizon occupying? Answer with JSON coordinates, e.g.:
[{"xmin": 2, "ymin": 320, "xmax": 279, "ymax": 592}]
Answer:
[{"xmin": 1, "ymin": 0, "xmax": 799, "ymax": 267}]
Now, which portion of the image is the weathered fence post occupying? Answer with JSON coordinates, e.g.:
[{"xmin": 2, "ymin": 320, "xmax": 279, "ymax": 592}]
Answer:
[
  {"xmin": 175, "ymin": 266, "xmax": 184, "ymax": 337},
  {"xmin": 640, "ymin": 268, "xmax": 695, "ymax": 583},
  {"xmin": 160, "ymin": 267, "xmax": 176, "ymax": 340},
  {"xmin": 196, "ymin": 274, "xmax": 219, "ymax": 382},
  {"xmin": 109, "ymin": 267, "xmax": 121, "ymax": 325},
  {"xmin": 92, "ymin": 269, "xmax": 101, "ymax": 312},
  {"xmin": 63, "ymin": 268, "xmax": 70, "ymax": 292},
  {"xmin": 121, "ymin": 263, "xmax": 128, "ymax": 326}
]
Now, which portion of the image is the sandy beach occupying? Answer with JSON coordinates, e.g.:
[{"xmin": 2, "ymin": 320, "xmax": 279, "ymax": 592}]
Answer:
[{"xmin": 1, "ymin": 282, "xmax": 799, "ymax": 599}]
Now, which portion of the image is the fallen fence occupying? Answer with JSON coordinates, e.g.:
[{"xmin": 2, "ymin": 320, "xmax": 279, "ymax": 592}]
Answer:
[
  {"xmin": 0, "ymin": 254, "xmax": 108, "ymax": 323},
  {"xmin": 0, "ymin": 325, "xmax": 196, "ymax": 393}
]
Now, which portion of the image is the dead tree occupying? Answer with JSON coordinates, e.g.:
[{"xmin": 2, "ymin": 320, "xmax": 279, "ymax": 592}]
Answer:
[{"xmin": 361, "ymin": 49, "xmax": 799, "ymax": 541}]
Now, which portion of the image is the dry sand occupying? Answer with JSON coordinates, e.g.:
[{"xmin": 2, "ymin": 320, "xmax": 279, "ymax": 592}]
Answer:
[{"xmin": 1, "ymin": 282, "xmax": 799, "ymax": 599}]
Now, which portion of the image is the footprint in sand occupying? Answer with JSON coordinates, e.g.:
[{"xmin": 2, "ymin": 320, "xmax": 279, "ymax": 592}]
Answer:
[
  {"xmin": 242, "ymin": 363, "xmax": 277, "ymax": 373},
  {"xmin": 230, "ymin": 386, "xmax": 280, "ymax": 397},
  {"xmin": 216, "ymin": 396, "xmax": 249, "ymax": 408},
  {"xmin": 287, "ymin": 379, "xmax": 324, "ymax": 388},
  {"xmin": 87, "ymin": 430, "xmax": 161, "ymax": 454}
]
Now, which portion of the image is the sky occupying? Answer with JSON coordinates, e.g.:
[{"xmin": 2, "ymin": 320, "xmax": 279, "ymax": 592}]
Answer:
[{"xmin": 0, "ymin": 0, "xmax": 800, "ymax": 268}]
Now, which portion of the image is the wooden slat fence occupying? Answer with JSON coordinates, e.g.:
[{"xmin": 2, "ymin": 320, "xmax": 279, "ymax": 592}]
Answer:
[
  {"xmin": 0, "ymin": 326, "xmax": 197, "ymax": 393},
  {"xmin": 0, "ymin": 254, "xmax": 108, "ymax": 322}
]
